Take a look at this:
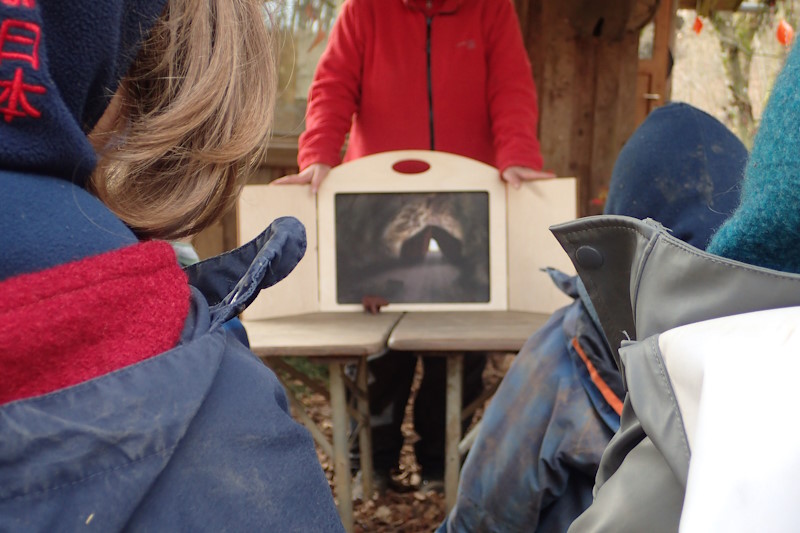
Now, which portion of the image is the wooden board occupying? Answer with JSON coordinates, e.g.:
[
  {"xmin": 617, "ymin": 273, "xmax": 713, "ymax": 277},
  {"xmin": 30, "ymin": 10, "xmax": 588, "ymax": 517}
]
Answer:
[
  {"xmin": 517, "ymin": 0, "xmax": 643, "ymax": 217},
  {"xmin": 583, "ymin": 34, "xmax": 635, "ymax": 215},
  {"xmin": 537, "ymin": 14, "xmax": 577, "ymax": 178},
  {"xmin": 239, "ymin": 154, "xmax": 576, "ymax": 319},
  {"xmin": 387, "ymin": 311, "xmax": 550, "ymax": 353},
  {"xmin": 243, "ymin": 312, "xmax": 402, "ymax": 357},
  {"xmin": 192, "ymin": 208, "xmax": 237, "ymax": 260},
  {"xmin": 507, "ymin": 177, "xmax": 578, "ymax": 314},
  {"xmin": 317, "ymin": 150, "xmax": 508, "ymax": 313},
  {"xmin": 238, "ymin": 184, "xmax": 319, "ymax": 319}
]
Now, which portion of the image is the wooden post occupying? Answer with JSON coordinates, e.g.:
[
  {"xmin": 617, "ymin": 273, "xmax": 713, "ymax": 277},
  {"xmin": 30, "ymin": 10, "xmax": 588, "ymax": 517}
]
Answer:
[
  {"xmin": 518, "ymin": 0, "xmax": 649, "ymax": 216},
  {"xmin": 356, "ymin": 357, "xmax": 374, "ymax": 499},
  {"xmin": 636, "ymin": 0, "xmax": 678, "ymax": 126},
  {"xmin": 444, "ymin": 353, "xmax": 464, "ymax": 513},
  {"xmin": 329, "ymin": 362, "xmax": 354, "ymax": 532}
]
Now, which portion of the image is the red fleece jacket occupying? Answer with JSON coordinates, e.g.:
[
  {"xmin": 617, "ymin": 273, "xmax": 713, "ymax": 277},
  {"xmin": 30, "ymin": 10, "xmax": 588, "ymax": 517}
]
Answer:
[{"xmin": 298, "ymin": 0, "xmax": 544, "ymax": 173}]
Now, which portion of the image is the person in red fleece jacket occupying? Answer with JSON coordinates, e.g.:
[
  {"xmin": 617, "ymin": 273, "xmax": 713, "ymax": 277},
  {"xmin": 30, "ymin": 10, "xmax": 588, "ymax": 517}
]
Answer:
[
  {"xmin": 276, "ymin": 0, "xmax": 550, "ymax": 192},
  {"xmin": 276, "ymin": 0, "xmax": 551, "ymax": 494}
]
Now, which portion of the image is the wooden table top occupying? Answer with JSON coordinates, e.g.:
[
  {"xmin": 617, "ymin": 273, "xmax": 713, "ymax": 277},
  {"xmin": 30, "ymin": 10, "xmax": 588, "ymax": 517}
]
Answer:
[
  {"xmin": 244, "ymin": 312, "xmax": 403, "ymax": 358},
  {"xmin": 387, "ymin": 310, "xmax": 550, "ymax": 353}
]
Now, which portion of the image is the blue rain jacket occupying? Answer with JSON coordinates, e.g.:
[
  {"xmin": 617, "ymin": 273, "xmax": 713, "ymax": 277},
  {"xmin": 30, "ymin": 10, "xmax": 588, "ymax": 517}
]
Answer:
[
  {"xmin": 440, "ymin": 270, "xmax": 619, "ymax": 533},
  {"xmin": 0, "ymin": 217, "xmax": 344, "ymax": 531},
  {"xmin": 0, "ymin": 1, "xmax": 342, "ymax": 527}
]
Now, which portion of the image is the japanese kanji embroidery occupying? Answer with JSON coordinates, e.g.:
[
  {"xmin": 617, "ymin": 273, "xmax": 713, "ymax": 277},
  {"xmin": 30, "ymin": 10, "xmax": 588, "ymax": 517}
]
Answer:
[{"xmin": 0, "ymin": 1, "xmax": 45, "ymax": 122}]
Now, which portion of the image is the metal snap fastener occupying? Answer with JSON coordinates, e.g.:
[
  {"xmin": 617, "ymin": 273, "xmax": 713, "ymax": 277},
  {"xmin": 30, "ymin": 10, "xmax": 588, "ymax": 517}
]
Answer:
[{"xmin": 575, "ymin": 246, "xmax": 603, "ymax": 269}]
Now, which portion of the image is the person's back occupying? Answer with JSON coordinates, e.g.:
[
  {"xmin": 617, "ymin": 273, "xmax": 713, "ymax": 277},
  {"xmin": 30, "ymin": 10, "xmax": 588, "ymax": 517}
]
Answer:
[
  {"xmin": 0, "ymin": 1, "xmax": 342, "ymax": 529},
  {"xmin": 558, "ymin": 43, "xmax": 800, "ymax": 533},
  {"xmin": 439, "ymin": 102, "xmax": 747, "ymax": 533}
]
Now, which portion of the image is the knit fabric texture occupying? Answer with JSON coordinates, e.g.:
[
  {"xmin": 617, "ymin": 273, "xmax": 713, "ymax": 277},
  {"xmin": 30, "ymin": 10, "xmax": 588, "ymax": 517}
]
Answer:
[
  {"xmin": 604, "ymin": 102, "xmax": 747, "ymax": 250},
  {"xmin": 707, "ymin": 43, "xmax": 800, "ymax": 271},
  {"xmin": 0, "ymin": 0, "xmax": 167, "ymax": 185},
  {"xmin": 0, "ymin": 240, "xmax": 189, "ymax": 405},
  {"xmin": 0, "ymin": 0, "xmax": 165, "ymax": 280}
]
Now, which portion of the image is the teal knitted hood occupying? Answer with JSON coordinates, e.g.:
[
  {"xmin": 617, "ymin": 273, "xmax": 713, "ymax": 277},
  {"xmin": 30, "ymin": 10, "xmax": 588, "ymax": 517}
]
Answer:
[{"xmin": 707, "ymin": 44, "xmax": 800, "ymax": 272}]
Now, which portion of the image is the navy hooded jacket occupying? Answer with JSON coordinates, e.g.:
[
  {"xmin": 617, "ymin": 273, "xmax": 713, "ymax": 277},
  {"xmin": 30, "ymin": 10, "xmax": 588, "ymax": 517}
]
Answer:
[{"xmin": 0, "ymin": 1, "xmax": 343, "ymax": 530}]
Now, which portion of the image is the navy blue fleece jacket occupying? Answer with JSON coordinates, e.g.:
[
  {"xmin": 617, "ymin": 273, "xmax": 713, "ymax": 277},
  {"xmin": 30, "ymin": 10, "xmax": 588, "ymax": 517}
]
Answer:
[{"xmin": 0, "ymin": 1, "xmax": 343, "ymax": 530}]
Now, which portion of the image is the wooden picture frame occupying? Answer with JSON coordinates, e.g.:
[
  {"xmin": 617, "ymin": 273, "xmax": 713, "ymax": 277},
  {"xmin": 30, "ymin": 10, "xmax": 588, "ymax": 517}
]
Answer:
[
  {"xmin": 237, "ymin": 150, "xmax": 578, "ymax": 320},
  {"xmin": 238, "ymin": 183, "xmax": 319, "ymax": 320},
  {"xmin": 317, "ymin": 151, "xmax": 508, "ymax": 312}
]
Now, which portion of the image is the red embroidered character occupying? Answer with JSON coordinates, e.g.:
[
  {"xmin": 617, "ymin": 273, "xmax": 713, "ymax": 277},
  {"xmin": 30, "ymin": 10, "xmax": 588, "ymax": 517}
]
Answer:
[
  {"xmin": 0, "ymin": 16, "xmax": 45, "ymax": 122},
  {"xmin": 1, "ymin": 0, "xmax": 36, "ymax": 8},
  {"xmin": 0, "ymin": 66, "xmax": 45, "ymax": 122},
  {"xmin": 0, "ymin": 19, "xmax": 41, "ymax": 69}
]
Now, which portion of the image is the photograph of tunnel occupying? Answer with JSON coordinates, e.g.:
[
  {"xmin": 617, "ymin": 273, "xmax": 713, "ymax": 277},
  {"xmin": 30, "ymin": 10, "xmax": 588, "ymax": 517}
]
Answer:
[{"xmin": 334, "ymin": 191, "xmax": 490, "ymax": 304}]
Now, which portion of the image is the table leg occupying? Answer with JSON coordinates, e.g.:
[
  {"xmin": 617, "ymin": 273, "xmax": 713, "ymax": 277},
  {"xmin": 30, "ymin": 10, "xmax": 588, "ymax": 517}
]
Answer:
[
  {"xmin": 329, "ymin": 362, "xmax": 354, "ymax": 532},
  {"xmin": 445, "ymin": 353, "xmax": 464, "ymax": 513},
  {"xmin": 356, "ymin": 357, "xmax": 374, "ymax": 499}
]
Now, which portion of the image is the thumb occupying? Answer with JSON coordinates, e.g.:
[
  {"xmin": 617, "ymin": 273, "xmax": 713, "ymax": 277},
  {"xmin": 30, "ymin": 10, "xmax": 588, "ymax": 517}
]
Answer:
[
  {"xmin": 501, "ymin": 168, "xmax": 521, "ymax": 189},
  {"xmin": 272, "ymin": 171, "xmax": 306, "ymax": 185},
  {"xmin": 310, "ymin": 166, "xmax": 331, "ymax": 193}
]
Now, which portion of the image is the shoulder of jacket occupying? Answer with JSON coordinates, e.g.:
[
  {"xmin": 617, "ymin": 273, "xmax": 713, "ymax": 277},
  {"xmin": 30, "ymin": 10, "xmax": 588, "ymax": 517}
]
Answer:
[
  {"xmin": 479, "ymin": 0, "xmax": 517, "ymax": 19},
  {"xmin": 341, "ymin": 0, "xmax": 382, "ymax": 13}
]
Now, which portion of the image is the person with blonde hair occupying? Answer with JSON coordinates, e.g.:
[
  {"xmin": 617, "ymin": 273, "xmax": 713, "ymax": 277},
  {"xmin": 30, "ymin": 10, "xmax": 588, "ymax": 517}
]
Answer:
[{"xmin": 0, "ymin": 0, "xmax": 342, "ymax": 530}]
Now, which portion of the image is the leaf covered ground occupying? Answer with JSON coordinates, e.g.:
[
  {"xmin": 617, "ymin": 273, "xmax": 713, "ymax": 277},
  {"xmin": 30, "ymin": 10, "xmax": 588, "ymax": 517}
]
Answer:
[{"xmin": 282, "ymin": 354, "xmax": 513, "ymax": 532}]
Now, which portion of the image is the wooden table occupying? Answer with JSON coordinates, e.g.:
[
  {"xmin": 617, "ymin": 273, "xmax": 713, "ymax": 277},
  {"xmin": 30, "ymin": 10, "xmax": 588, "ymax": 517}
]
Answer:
[
  {"xmin": 245, "ymin": 310, "xmax": 550, "ymax": 523},
  {"xmin": 244, "ymin": 312, "xmax": 403, "ymax": 532},
  {"xmin": 387, "ymin": 310, "xmax": 550, "ymax": 511}
]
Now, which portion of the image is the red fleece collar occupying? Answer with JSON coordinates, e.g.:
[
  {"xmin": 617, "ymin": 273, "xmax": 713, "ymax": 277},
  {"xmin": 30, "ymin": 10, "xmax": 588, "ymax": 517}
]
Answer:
[
  {"xmin": 0, "ymin": 241, "xmax": 190, "ymax": 405},
  {"xmin": 403, "ymin": 0, "xmax": 461, "ymax": 15}
]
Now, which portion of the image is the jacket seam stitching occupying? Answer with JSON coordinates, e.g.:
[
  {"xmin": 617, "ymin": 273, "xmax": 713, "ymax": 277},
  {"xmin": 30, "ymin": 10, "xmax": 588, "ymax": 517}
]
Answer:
[
  {"xmin": 561, "ymin": 224, "xmax": 649, "ymax": 241},
  {"xmin": 0, "ymin": 445, "xmax": 179, "ymax": 503},
  {"xmin": 650, "ymin": 336, "xmax": 691, "ymax": 462},
  {"xmin": 563, "ymin": 222, "xmax": 800, "ymax": 283},
  {"xmin": 1, "ymin": 327, "xmax": 222, "ymax": 409},
  {"xmin": 631, "ymin": 233, "xmax": 659, "ymax": 325},
  {"xmin": 660, "ymin": 237, "xmax": 800, "ymax": 282}
]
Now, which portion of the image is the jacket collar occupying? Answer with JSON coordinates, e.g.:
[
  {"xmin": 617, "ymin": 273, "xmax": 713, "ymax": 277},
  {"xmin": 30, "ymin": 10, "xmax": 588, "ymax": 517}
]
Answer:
[
  {"xmin": 0, "ymin": 240, "xmax": 189, "ymax": 405},
  {"xmin": 403, "ymin": 0, "xmax": 462, "ymax": 16},
  {"xmin": 552, "ymin": 215, "xmax": 800, "ymax": 363}
]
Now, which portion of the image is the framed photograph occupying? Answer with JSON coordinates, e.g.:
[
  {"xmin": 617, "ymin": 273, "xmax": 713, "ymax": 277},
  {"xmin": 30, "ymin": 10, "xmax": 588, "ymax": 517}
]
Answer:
[
  {"xmin": 237, "ymin": 150, "xmax": 577, "ymax": 319},
  {"xmin": 317, "ymin": 151, "xmax": 508, "ymax": 312}
]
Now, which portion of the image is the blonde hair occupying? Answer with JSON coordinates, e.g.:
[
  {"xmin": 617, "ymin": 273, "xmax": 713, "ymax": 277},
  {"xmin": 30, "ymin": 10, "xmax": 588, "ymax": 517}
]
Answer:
[{"xmin": 90, "ymin": 0, "xmax": 275, "ymax": 240}]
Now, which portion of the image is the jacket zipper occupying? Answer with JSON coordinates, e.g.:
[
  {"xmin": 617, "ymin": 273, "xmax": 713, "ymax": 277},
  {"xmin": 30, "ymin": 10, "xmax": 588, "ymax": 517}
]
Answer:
[{"xmin": 426, "ymin": 14, "xmax": 435, "ymax": 150}]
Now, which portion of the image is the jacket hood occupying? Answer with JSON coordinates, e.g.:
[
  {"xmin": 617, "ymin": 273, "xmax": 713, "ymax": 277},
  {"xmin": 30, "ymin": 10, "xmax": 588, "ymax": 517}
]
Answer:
[
  {"xmin": 0, "ymin": 0, "xmax": 168, "ymax": 185},
  {"xmin": 604, "ymin": 102, "xmax": 746, "ymax": 251},
  {"xmin": 707, "ymin": 42, "xmax": 800, "ymax": 273},
  {"xmin": 550, "ymin": 103, "xmax": 748, "ymax": 359}
]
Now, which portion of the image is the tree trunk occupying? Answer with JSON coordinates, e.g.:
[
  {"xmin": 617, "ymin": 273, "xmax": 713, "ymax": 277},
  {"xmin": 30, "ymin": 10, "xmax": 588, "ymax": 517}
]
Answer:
[{"xmin": 711, "ymin": 10, "xmax": 768, "ymax": 147}]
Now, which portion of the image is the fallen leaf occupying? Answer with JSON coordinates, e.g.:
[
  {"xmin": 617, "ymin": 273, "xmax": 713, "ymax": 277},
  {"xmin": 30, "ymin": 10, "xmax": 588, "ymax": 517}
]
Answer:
[{"xmin": 374, "ymin": 505, "xmax": 392, "ymax": 522}]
